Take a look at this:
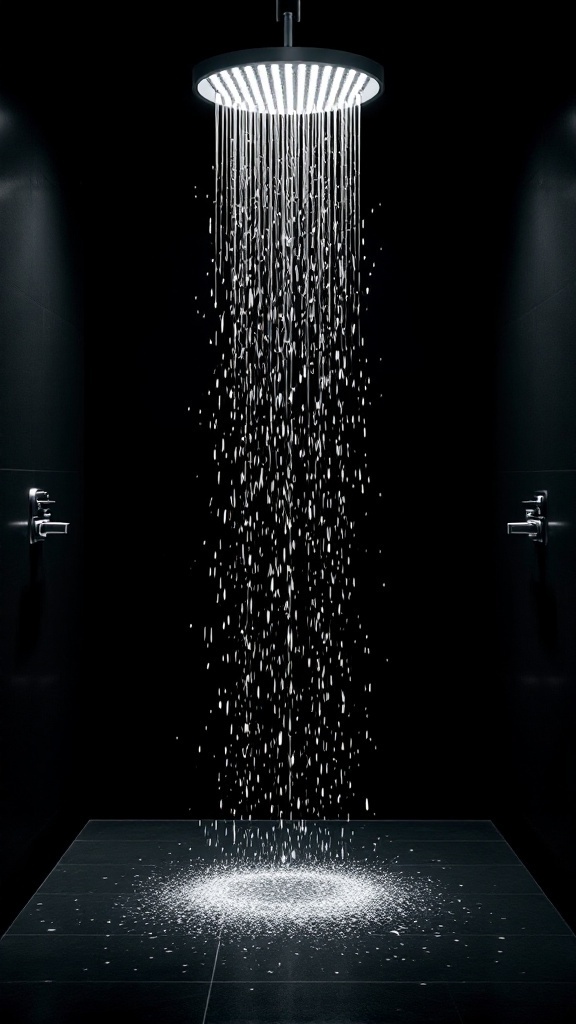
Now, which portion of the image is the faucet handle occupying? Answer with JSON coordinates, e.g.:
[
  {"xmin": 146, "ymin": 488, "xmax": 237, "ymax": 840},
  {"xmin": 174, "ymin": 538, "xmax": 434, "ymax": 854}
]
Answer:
[
  {"xmin": 508, "ymin": 519, "xmax": 544, "ymax": 540},
  {"xmin": 522, "ymin": 496, "xmax": 545, "ymax": 513},
  {"xmin": 35, "ymin": 492, "xmax": 55, "ymax": 509},
  {"xmin": 35, "ymin": 520, "xmax": 69, "ymax": 539}
]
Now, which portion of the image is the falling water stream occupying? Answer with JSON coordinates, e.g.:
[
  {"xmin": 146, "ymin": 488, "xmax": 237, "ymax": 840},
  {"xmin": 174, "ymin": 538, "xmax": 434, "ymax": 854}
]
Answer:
[
  {"xmin": 112, "ymin": 99, "xmax": 446, "ymax": 942},
  {"xmin": 200, "ymin": 99, "xmax": 374, "ymax": 821}
]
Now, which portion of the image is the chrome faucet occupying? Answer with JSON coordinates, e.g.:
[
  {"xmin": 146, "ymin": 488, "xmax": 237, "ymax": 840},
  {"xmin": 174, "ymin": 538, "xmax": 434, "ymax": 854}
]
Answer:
[
  {"xmin": 29, "ymin": 488, "xmax": 70, "ymax": 544},
  {"xmin": 507, "ymin": 490, "xmax": 548, "ymax": 545}
]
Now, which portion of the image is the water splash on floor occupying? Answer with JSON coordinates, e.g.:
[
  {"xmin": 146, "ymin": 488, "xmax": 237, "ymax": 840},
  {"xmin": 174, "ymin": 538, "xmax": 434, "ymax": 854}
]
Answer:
[{"xmin": 125, "ymin": 821, "xmax": 445, "ymax": 940}]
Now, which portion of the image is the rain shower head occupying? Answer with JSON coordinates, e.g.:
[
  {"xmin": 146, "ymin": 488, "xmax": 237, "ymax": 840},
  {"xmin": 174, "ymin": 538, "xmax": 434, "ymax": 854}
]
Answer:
[
  {"xmin": 193, "ymin": 48, "xmax": 383, "ymax": 114},
  {"xmin": 193, "ymin": 2, "xmax": 383, "ymax": 115}
]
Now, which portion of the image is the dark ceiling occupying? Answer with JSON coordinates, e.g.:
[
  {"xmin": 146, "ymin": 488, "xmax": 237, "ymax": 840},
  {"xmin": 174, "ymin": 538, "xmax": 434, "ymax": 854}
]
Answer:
[{"xmin": 1, "ymin": 1, "xmax": 575, "ymax": 161}]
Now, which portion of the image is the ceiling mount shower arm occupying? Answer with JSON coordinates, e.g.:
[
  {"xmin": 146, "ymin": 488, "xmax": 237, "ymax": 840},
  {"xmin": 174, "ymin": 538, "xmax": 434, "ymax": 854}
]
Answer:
[{"xmin": 276, "ymin": 0, "xmax": 301, "ymax": 45}]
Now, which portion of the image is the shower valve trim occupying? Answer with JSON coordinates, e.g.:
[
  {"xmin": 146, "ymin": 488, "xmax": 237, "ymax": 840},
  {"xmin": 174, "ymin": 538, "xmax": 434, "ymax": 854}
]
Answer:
[
  {"xmin": 29, "ymin": 487, "xmax": 70, "ymax": 544},
  {"xmin": 507, "ymin": 489, "xmax": 548, "ymax": 545}
]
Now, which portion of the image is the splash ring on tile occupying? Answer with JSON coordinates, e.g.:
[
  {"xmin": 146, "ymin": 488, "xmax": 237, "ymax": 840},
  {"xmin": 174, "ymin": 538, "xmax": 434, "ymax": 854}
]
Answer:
[
  {"xmin": 184, "ymin": 863, "xmax": 383, "ymax": 926},
  {"xmin": 128, "ymin": 857, "xmax": 446, "ymax": 938}
]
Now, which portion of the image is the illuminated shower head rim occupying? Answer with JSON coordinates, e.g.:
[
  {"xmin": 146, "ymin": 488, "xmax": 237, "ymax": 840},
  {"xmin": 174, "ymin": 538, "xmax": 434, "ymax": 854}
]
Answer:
[{"xmin": 193, "ymin": 47, "xmax": 384, "ymax": 115}]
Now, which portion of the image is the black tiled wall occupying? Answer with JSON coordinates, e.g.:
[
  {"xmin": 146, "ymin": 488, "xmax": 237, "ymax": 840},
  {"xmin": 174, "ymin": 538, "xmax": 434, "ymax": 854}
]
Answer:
[
  {"xmin": 0, "ymin": 52, "xmax": 85, "ymax": 933},
  {"xmin": 492, "ymin": 102, "xmax": 576, "ymax": 928}
]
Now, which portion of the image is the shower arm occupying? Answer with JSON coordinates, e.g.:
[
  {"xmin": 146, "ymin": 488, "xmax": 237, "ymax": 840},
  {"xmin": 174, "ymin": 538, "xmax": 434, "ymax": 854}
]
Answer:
[{"xmin": 276, "ymin": 0, "xmax": 301, "ymax": 45}]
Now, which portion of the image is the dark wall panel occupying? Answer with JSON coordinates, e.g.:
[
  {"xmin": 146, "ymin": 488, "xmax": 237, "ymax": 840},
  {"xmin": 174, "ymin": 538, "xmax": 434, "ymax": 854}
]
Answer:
[
  {"xmin": 0, "ymin": 78, "xmax": 85, "ymax": 933},
  {"xmin": 493, "ymin": 104, "xmax": 576, "ymax": 929}
]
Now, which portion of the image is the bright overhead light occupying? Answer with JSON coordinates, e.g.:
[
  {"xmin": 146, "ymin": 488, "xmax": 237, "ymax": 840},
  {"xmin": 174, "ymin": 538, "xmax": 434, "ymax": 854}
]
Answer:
[{"xmin": 194, "ymin": 47, "xmax": 383, "ymax": 115}]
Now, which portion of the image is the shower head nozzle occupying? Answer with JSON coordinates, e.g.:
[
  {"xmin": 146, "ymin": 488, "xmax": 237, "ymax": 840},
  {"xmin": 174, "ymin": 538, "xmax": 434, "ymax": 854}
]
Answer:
[{"xmin": 193, "ymin": 46, "xmax": 384, "ymax": 115}]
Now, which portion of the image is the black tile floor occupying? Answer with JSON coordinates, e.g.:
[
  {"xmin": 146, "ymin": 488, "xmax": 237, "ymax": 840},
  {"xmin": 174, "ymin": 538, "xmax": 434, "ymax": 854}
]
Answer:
[{"xmin": 1, "ymin": 819, "xmax": 575, "ymax": 1022}]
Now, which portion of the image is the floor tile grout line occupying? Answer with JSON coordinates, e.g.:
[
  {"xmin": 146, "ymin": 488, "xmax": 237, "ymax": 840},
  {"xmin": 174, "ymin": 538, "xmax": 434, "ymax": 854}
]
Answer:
[
  {"xmin": 202, "ymin": 926, "xmax": 223, "ymax": 1024},
  {"xmin": 64, "ymin": 852, "xmax": 522, "ymax": 859},
  {"xmin": 51, "ymin": 861, "xmax": 526, "ymax": 866},
  {"xmin": 28, "ymin": 888, "xmax": 555, "ymax": 894},
  {"xmin": 1, "ymin": 980, "xmax": 575, "ymax": 986},
  {"xmin": 4, "ymin": 931, "xmax": 574, "ymax": 938},
  {"xmin": 33, "ymin": 890, "xmax": 548, "ymax": 897}
]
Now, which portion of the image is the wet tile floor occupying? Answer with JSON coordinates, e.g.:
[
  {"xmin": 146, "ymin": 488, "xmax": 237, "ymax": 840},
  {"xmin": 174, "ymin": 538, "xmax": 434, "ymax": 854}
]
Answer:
[{"xmin": 1, "ymin": 819, "xmax": 575, "ymax": 1022}]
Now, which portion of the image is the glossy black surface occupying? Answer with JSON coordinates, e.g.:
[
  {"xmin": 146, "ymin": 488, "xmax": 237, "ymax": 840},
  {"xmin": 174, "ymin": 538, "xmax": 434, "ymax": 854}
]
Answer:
[
  {"xmin": 492, "ymin": 98, "xmax": 576, "ymax": 932},
  {"xmin": 495, "ymin": 108, "xmax": 576, "ymax": 473},
  {"xmin": 0, "ymin": 74, "xmax": 84, "ymax": 937},
  {"xmin": 1, "ymin": 819, "xmax": 574, "ymax": 1021}
]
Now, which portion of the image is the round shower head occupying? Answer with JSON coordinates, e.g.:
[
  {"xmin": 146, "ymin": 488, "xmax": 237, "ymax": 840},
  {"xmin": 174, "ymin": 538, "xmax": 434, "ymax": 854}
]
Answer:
[{"xmin": 193, "ymin": 46, "xmax": 384, "ymax": 115}]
